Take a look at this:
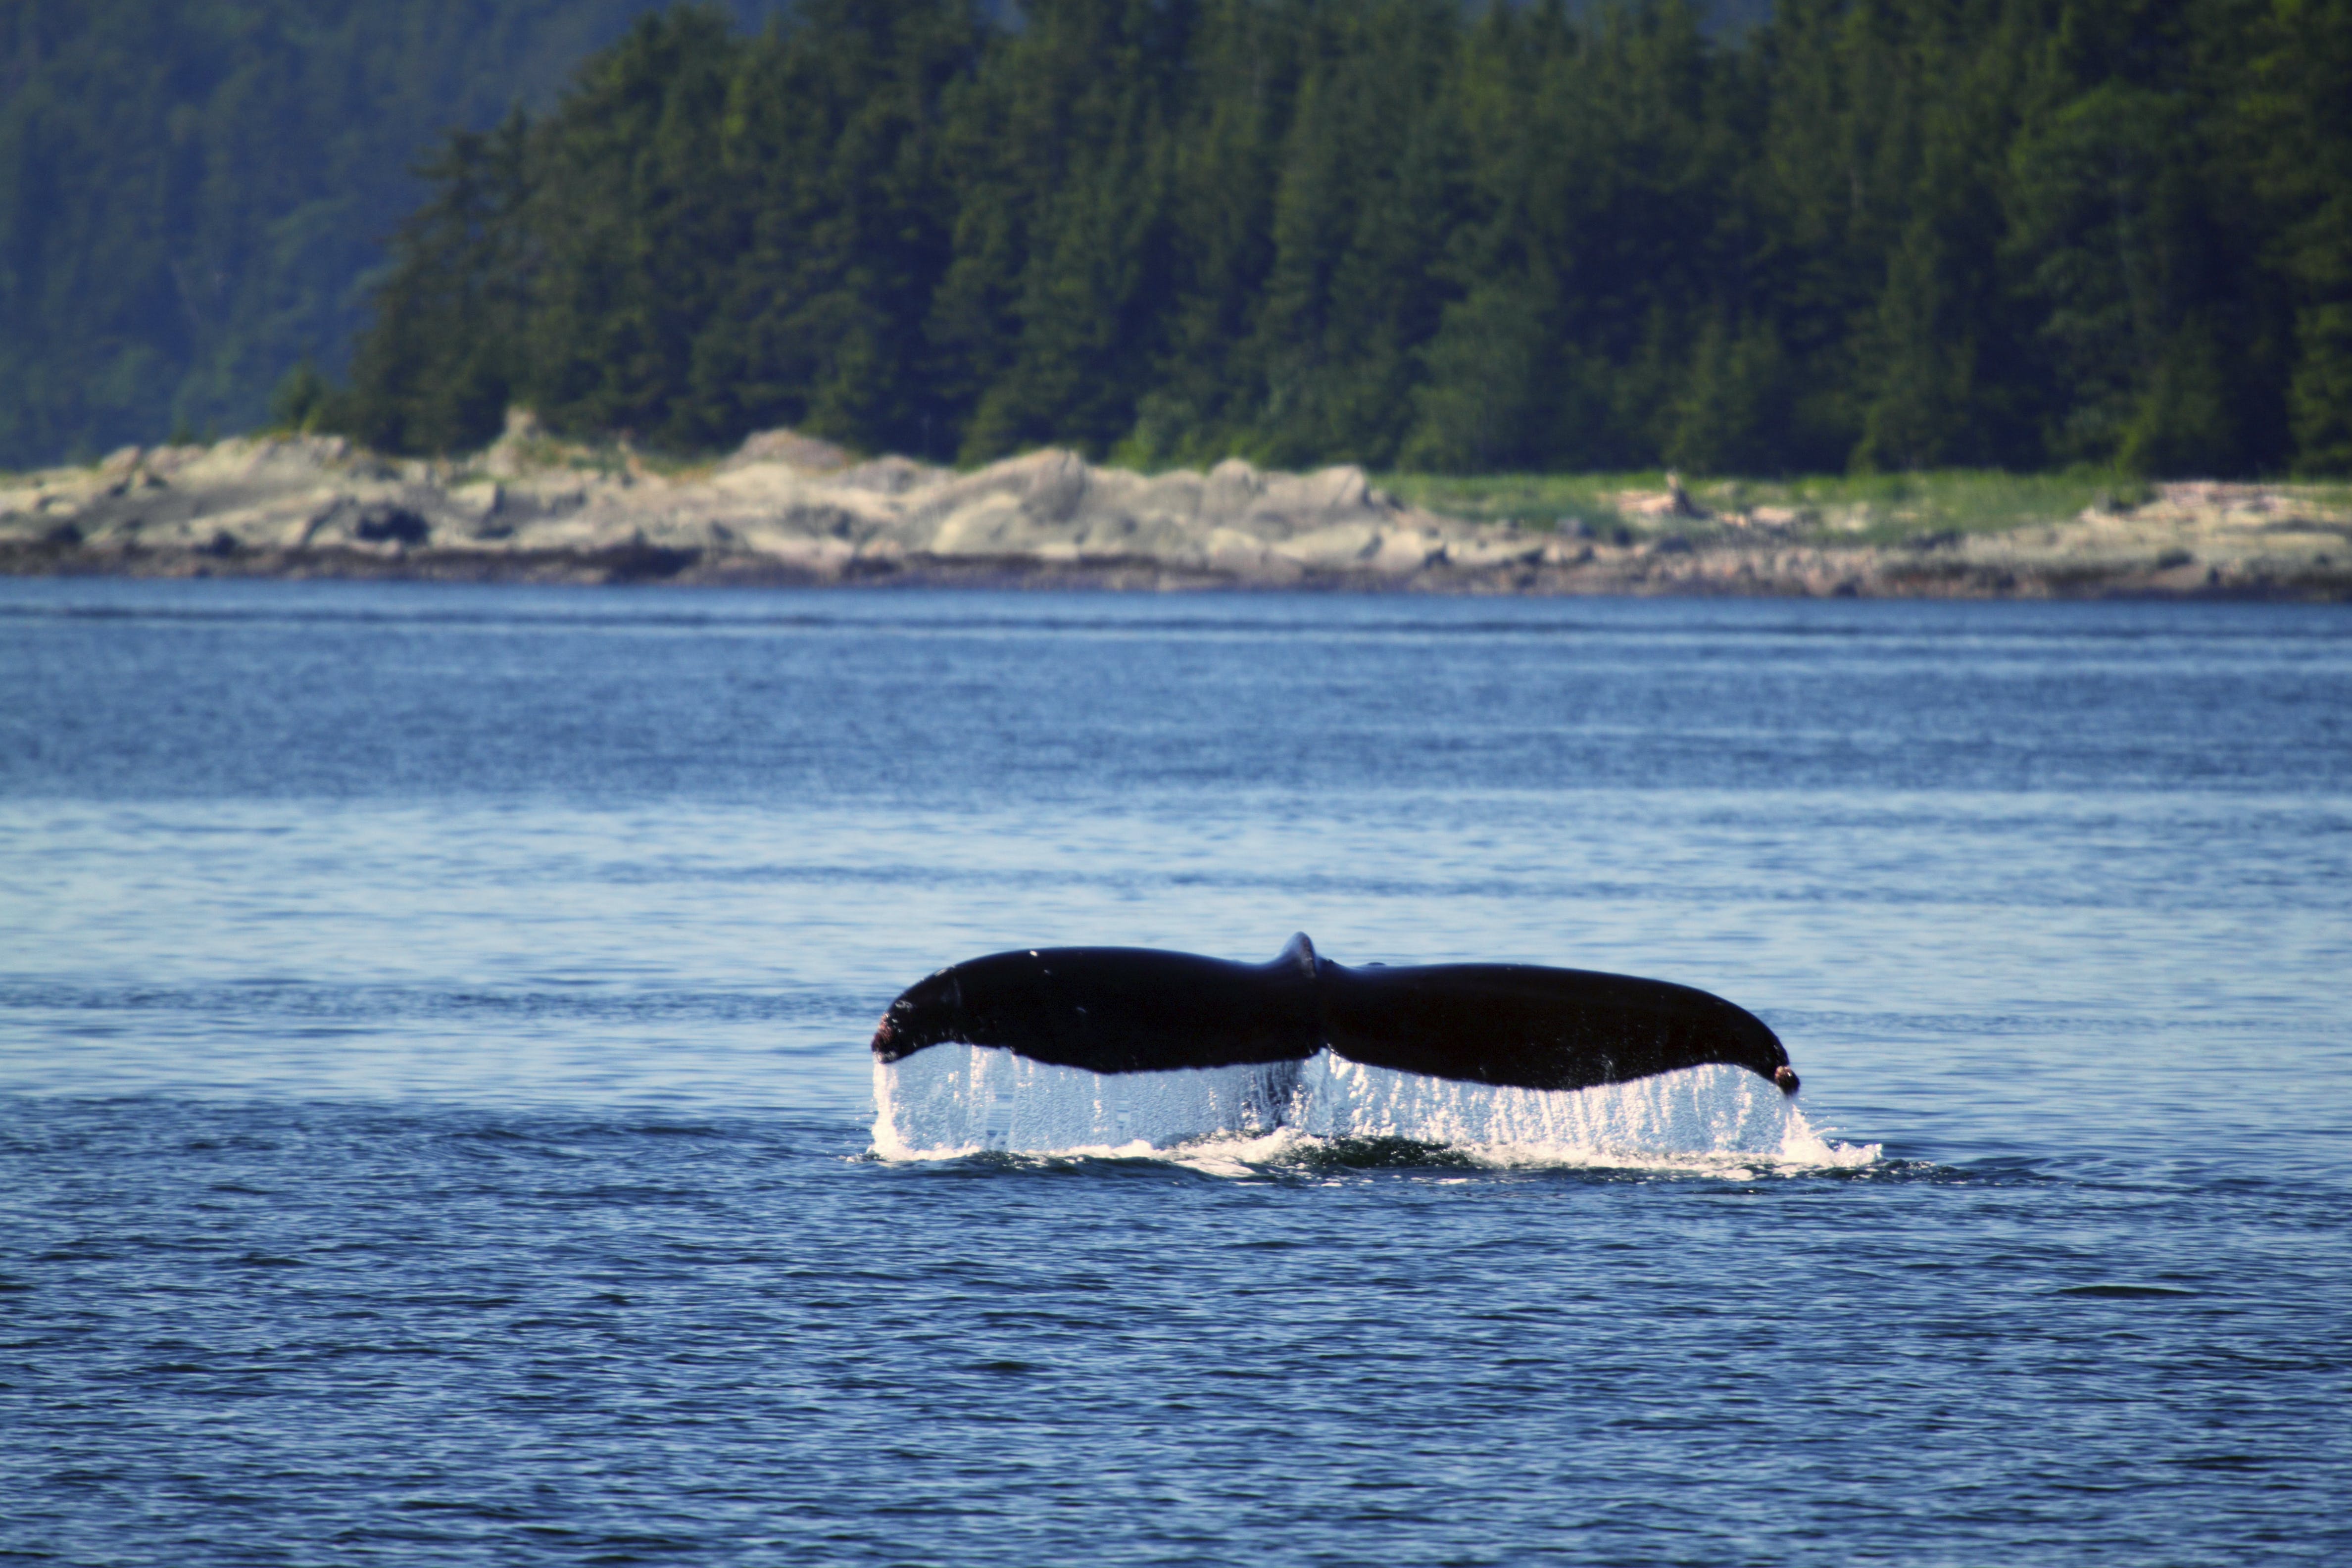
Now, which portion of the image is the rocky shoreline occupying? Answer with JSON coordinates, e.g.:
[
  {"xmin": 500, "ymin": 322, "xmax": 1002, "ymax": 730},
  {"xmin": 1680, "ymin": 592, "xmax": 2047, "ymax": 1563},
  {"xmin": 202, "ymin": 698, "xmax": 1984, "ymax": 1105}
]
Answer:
[{"xmin": 5, "ymin": 421, "xmax": 2348, "ymax": 599}]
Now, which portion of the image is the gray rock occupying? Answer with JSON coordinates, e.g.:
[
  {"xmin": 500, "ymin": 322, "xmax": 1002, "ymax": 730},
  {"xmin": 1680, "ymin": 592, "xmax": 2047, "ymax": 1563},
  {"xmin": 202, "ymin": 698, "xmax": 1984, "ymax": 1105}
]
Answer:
[{"xmin": 4, "ymin": 427, "xmax": 2346, "ymax": 599}]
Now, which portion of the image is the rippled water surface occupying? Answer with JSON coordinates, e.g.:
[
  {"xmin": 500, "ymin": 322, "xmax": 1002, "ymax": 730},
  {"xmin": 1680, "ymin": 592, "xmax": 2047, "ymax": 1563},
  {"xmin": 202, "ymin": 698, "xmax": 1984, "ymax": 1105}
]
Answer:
[{"xmin": 4, "ymin": 580, "xmax": 2349, "ymax": 1564}]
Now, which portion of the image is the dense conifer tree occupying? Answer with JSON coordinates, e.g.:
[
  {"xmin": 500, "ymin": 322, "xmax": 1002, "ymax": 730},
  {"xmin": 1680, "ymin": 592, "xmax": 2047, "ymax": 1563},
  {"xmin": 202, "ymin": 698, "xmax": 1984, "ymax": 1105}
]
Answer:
[
  {"xmin": 342, "ymin": 114, "xmax": 535, "ymax": 455},
  {"xmin": 302, "ymin": 0, "xmax": 2352, "ymax": 476},
  {"xmin": 2240, "ymin": 0, "xmax": 2352, "ymax": 472},
  {"xmin": 688, "ymin": 0, "xmax": 981, "ymax": 455}
]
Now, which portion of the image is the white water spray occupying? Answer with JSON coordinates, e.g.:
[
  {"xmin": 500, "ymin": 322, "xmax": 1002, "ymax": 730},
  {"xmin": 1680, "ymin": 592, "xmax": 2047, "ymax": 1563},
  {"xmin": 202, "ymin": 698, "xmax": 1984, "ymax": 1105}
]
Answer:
[{"xmin": 871, "ymin": 1045, "xmax": 1877, "ymax": 1171}]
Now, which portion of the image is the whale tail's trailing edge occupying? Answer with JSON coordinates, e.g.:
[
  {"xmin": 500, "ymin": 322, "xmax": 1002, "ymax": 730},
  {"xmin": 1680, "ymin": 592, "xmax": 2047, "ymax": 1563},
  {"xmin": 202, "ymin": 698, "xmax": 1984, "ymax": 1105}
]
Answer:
[{"xmin": 872, "ymin": 933, "xmax": 1799, "ymax": 1095}]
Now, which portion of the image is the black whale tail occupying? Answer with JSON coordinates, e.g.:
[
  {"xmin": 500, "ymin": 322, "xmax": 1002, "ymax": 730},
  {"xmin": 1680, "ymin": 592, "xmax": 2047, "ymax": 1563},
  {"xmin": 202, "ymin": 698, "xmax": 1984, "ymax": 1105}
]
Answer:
[
  {"xmin": 1316, "ymin": 957, "xmax": 1796, "ymax": 1095},
  {"xmin": 874, "ymin": 933, "xmax": 1797, "ymax": 1095},
  {"xmin": 870, "ymin": 934, "xmax": 1323, "ymax": 1075}
]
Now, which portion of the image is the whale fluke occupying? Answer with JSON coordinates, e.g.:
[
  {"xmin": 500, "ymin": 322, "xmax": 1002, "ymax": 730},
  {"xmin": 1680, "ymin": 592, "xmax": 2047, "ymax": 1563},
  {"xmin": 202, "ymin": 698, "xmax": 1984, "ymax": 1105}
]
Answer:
[{"xmin": 872, "ymin": 934, "xmax": 1798, "ymax": 1095}]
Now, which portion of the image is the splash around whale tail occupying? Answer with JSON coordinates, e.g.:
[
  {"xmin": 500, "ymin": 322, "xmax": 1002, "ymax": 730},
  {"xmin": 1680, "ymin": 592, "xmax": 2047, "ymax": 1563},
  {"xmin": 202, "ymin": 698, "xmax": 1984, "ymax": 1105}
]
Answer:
[
  {"xmin": 870, "ymin": 1047, "xmax": 1854, "ymax": 1165},
  {"xmin": 871, "ymin": 932, "xmax": 1799, "ymax": 1097}
]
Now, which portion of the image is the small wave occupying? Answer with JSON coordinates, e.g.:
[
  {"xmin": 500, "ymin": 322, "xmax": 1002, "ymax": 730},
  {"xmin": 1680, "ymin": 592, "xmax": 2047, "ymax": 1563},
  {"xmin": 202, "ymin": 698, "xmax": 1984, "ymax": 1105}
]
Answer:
[{"xmin": 871, "ymin": 1047, "xmax": 1878, "ymax": 1173}]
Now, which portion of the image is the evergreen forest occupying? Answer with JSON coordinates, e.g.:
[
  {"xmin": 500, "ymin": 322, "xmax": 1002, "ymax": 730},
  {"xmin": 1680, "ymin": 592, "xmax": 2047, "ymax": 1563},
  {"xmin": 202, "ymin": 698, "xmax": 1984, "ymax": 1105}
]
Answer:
[
  {"xmin": 0, "ymin": 0, "xmax": 795, "ymax": 470},
  {"xmin": 15, "ymin": 0, "xmax": 2352, "ymax": 477}
]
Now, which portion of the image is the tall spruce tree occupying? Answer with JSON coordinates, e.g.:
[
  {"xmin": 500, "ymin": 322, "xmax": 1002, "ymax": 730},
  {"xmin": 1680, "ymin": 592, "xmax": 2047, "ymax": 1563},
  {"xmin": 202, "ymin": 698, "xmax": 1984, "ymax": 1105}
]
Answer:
[
  {"xmin": 343, "ymin": 113, "xmax": 534, "ymax": 455},
  {"xmin": 687, "ymin": 0, "xmax": 980, "ymax": 456},
  {"xmin": 2240, "ymin": 0, "xmax": 2352, "ymax": 472},
  {"xmin": 520, "ymin": 6, "xmax": 738, "ymax": 446}
]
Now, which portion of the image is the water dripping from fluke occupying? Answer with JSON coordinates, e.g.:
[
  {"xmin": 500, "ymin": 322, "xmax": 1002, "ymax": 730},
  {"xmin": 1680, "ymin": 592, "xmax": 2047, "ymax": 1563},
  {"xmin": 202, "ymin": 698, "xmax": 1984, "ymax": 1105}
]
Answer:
[{"xmin": 869, "ymin": 1048, "xmax": 1879, "ymax": 1175}]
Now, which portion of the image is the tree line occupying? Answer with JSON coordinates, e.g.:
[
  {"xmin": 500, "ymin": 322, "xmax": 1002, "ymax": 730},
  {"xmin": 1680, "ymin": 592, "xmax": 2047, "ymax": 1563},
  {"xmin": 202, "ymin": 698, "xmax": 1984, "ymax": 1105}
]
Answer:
[
  {"xmin": 327, "ymin": 0, "xmax": 2351, "ymax": 476},
  {"xmin": 0, "ymin": 0, "xmax": 798, "ymax": 471}
]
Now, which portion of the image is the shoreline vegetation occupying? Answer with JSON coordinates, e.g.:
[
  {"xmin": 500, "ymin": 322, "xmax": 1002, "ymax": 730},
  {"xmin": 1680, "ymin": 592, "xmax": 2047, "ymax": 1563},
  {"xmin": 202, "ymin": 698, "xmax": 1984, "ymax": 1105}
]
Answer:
[{"xmin": 6, "ymin": 418, "xmax": 2346, "ymax": 599}]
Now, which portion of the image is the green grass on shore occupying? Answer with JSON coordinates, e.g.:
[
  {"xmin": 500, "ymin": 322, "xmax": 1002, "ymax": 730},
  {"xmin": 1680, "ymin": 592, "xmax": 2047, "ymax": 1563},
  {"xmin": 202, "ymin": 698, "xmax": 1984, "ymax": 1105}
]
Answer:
[{"xmin": 1374, "ymin": 468, "xmax": 2177, "ymax": 543}]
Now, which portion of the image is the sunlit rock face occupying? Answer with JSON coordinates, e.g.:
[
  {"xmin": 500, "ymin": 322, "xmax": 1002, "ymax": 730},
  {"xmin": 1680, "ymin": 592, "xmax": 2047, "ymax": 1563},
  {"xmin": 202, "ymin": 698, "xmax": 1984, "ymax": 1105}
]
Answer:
[{"xmin": 5, "ymin": 424, "xmax": 2347, "ymax": 598}]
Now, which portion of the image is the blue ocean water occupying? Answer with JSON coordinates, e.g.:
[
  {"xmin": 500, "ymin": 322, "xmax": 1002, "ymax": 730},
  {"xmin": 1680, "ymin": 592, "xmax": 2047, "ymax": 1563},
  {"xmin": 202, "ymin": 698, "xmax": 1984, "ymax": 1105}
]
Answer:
[{"xmin": 2, "ymin": 578, "xmax": 2348, "ymax": 1565}]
